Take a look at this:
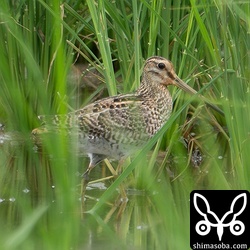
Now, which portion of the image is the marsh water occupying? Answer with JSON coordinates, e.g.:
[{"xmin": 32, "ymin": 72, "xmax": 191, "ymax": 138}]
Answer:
[{"xmin": 0, "ymin": 128, "xmax": 210, "ymax": 249}]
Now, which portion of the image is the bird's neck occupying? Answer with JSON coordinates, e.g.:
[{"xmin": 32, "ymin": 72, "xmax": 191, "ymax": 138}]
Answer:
[
  {"xmin": 137, "ymin": 73, "xmax": 170, "ymax": 99},
  {"xmin": 136, "ymin": 72, "xmax": 173, "ymax": 135}
]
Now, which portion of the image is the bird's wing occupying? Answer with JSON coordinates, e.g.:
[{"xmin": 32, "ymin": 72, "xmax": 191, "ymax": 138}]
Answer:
[
  {"xmin": 74, "ymin": 93, "xmax": 148, "ymax": 137},
  {"xmin": 36, "ymin": 93, "xmax": 148, "ymax": 139}
]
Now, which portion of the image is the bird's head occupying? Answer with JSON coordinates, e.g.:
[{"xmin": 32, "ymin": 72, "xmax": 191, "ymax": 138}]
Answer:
[{"xmin": 143, "ymin": 56, "xmax": 197, "ymax": 95}]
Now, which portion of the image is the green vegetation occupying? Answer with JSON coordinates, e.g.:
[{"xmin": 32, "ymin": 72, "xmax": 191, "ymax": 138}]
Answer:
[{"xmin": 0, "ymin": 0, "xmax": 249, "ymax": 249}]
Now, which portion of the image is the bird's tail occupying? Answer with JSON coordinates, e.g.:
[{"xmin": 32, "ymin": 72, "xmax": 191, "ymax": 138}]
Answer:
[{"xmin": 32, "ymin": 113, "xmax": 77, "ymax": 136}]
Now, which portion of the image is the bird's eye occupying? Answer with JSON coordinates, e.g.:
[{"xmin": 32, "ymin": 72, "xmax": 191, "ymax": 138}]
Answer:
[{"xmin": 158, "ymin": 63, "xmax": 165, "ymax": 69}]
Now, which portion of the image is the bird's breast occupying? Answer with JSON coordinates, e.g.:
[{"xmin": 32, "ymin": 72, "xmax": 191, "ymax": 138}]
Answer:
[{"xmin": 141, "ymin": 89, "xmax": 173, "ymax": 136}]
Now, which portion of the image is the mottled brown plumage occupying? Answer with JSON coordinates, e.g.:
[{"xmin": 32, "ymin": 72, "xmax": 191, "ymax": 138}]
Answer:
[{"xmin": 32, "ymin": 56, "xmax": 198, "ymax": 178}]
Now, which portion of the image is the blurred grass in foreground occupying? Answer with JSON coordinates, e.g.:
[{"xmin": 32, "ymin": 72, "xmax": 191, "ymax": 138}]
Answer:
[{"xmin": 0, "ymin": 0, "xmax": 249, "ymax": 249}]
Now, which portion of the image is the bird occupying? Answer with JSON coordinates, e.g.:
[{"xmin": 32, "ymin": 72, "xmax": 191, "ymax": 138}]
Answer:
[{"xmin": 32, "ymin": 56, "xmax": 217, "ymax": 182}]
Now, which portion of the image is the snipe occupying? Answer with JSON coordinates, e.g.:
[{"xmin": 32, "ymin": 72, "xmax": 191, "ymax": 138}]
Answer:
[{"xmin": 32, "ymin": 56, "xmax": 217, "ymax": 181}]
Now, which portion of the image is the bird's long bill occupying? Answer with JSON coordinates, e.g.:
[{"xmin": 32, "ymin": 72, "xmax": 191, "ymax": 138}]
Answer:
[
  {"xmin": 174, "ymin": 76, "xmax": 224, "ymax": 116},
  {"xmin": 174, "ymin": 76, "xmax": 197, "ymax": 95}
]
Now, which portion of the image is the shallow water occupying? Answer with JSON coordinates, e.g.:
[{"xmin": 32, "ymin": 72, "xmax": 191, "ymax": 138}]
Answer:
[{"xmin": 0, "ymin": 129, "xmax": 217, "ymax": 249}]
